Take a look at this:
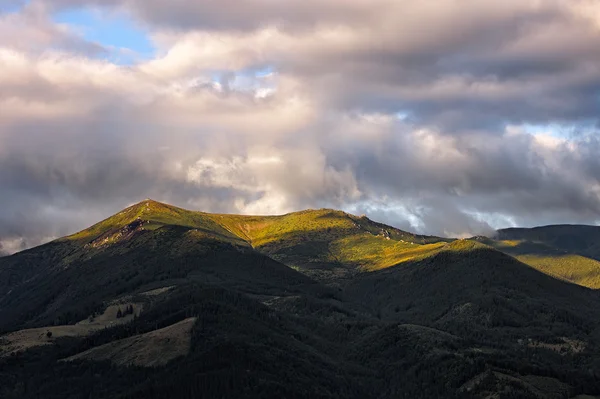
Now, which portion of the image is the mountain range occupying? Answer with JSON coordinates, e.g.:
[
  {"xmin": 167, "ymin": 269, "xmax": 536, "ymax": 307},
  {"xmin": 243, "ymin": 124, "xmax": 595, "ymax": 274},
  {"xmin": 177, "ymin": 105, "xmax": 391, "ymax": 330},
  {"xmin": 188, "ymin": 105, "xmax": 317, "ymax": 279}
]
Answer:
[{"xmin": 1, "ymin": 200, "xmax": 599, "ymax": 398}]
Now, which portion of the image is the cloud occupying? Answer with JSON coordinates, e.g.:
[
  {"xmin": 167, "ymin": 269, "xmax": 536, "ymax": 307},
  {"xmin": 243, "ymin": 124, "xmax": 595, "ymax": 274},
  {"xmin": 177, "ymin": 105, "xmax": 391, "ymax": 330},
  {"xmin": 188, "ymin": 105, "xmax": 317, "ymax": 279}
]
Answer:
[
  {"xmin": 124, "ymin": 0, "xmax": 600, "ymax": 131},
  {"xmin": 0, "ymin": 2, "xmax": 106, "ymax": 55},
  {"xmin": 0, "ymin": 0, "xmax": 600, "ymax": 253}
]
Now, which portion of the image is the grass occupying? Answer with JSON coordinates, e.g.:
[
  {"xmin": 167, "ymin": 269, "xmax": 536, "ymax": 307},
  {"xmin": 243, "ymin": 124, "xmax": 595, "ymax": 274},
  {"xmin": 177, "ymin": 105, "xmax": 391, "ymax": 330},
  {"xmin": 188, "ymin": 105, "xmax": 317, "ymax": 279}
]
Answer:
[
  {"xmin": 442, "ymin": 238, "xmax": 488, "ymax": 252},
  {"xmin": 495, "ymin": 239, "xmax": 521, "ymax": 248},
  {"xmin": 212, "ymin": 208, "xmax": 448, "ymax": 272},
  {"xmin": 515, "ymin": 254, "xmax": 600, "ymax": 289},
  {"xmin": 4, "ymin": 202, "xmax": 600, "ymax": 398},
  {"xmin": 66, "ymin": 200, "xmax": 246, "ymax": 247},
  {"xmin": 0, "ymin": 302, "xmax": 141, "ymax": 356},
  {"xmin": 479, "ymin": 236, "xmax": 600, "ymax": 289},
  {"xmin": 214, "ymin": 209, "xmax": 357, "ymax": 247},
  {"xmin": 64, "ymin": 200, "xmax": 449, "ymax": 274},
  {"xmin": 64, "ymin": 317, "xmax": 197, "ymax": 367},
  {"xmin": 330, "ymin": 236, "xmax": 446, "ymax": 271}
]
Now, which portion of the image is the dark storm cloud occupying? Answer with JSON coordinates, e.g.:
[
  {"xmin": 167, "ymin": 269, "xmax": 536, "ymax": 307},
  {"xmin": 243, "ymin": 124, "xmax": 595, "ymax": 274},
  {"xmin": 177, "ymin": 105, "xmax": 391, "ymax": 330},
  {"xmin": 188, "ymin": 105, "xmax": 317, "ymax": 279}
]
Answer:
[
  {"xmin": 40, "ymin": 0, "xmax": 379, "ymax": 31},
  {"xmin": 321, "ymin": 121, "xmax": 600, "ymax": 232},
  {"xmin": 36, "ymin": 0, "xmax": 600, "ymax": 131},
  {"xmin": 0, "ymin": 144, "xmax": 262, "ymax": 249}
]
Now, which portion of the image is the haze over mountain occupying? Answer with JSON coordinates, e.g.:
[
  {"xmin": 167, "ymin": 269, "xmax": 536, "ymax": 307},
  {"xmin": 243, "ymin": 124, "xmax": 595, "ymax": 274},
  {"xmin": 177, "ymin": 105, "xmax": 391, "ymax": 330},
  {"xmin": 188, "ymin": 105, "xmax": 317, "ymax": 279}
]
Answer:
[
  {"xmin": 1, "ymin": 200, "xmax": 600, "ymax": 398},
  {"xmin": 2, "ymin": 0, "xmax": 600, "ymax": 254}
]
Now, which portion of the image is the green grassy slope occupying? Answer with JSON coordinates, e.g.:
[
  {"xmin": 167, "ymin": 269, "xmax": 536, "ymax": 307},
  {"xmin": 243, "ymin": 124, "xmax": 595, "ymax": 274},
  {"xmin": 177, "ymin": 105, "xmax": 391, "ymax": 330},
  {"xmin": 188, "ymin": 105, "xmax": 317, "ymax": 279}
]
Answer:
[
  {"xmin": 66, "ymin": 199, "xmax": 247, "ymax": 247},
  {"xmin": 67, "ymin": 200, "xmax": 446, "ymax": 273},
  {"xmin": 0, "ymin": 200, "xmax": 249, "ymax": 313},
  {"xmin": 3, "ymin": 202, "xmax": 600, "ymax": 398},
  {"xmin": 345, "ymin": 240, "xmax": 600, "ymax": 340},
  {"xmin": 0, "ymin": 199, "xmax": 450, "ymax": 330},
  {"xmin": 0, "ymin": 201, "xmax": 332, "ymax": 332},
  {"xmin": 474, "ymin": 234, "xmax": 600, "ymax": 289},
  {"xmin": 514, "ymin": 254, "xmax": 600, "ymax": 289},
  {"xmin": 60, "ymin": 200, "xmax": 449, "ymax": 280},
  {"xmin": 5, "ymin": 200, "xmax": 599, "ymax": 334},
  {"xmin": 213, "ymin": 208, "xmax": 448, "ymax": 279}
]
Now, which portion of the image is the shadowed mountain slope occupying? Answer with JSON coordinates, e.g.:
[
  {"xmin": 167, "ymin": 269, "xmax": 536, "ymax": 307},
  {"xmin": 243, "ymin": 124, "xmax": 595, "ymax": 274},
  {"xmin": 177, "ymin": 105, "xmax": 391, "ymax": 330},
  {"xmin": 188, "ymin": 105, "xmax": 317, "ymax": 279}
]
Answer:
[
  {"xmin": 497, "ymin": 225, "xmax": 600, "ymax": 261},
  {"xmin": 475, "ymin": 225, "xmax": 600, "ymax": 289},
  {"xmin": 2, "ymin": 201, "xmax": 600, "ymax": 398},
  {"xmin": 347, "ymin": 240, "xmax": 599, "ymax": 326},
  {"xmin": 0, "ymin": 200, "xmax": 328, "ymax": 331},
  {"xmin": 0, "ymin": 200, "xmax": 447, "ymax": 328}
]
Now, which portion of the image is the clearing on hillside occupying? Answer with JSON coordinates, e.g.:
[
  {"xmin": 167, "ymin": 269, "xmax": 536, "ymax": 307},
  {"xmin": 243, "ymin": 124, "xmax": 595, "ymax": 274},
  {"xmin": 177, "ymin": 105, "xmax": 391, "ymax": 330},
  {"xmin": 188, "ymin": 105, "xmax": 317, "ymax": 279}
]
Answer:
[{"xmin": 64, "ymin": 317, "xmax": 197, "ymax": 367}]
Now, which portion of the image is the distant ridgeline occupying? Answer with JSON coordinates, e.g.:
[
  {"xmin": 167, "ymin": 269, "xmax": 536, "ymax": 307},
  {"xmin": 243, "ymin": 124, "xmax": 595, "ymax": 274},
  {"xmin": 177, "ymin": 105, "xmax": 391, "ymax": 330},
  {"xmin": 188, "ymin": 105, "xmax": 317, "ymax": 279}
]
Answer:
[{"xmin": 0, "ymin": 200, "xmax": 599, "ymax": 398}]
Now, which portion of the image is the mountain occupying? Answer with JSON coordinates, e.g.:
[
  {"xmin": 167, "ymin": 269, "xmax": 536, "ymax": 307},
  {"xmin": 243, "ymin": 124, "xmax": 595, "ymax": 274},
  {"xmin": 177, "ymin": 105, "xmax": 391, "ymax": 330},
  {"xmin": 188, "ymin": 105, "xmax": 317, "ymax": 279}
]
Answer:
[
  {"xmin": 0, "ymin": 200, "xmax": 325, "ymax": 331},
  {"xmin": 1, "ymin": 200, "xmax": 600, "ymax": 398},
  {"xmin": 0, "ymin": 200, "xmax": 441, "ymax": 331},
  {"xmin": 473, "ymin": 225, "xmax": 600, "ymax": 289},
  {"xmin": 346, "ymin": 239, "xmax": 599, "ymax": 336},
  {"xmin": 212, "ymin": 207, "xmax": 447, "ymax": 281},
  {"xmin": 497, "ymin": 225, "xmax": 600, "ymax": 261}
]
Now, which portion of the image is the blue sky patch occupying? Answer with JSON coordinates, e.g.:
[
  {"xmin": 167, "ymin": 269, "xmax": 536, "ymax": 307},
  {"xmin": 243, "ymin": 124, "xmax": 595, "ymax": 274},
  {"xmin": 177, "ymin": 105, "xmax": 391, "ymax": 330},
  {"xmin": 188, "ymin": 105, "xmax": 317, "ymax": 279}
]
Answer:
[
  {"xmin": 53, "ymin": 7, "xmax": 154, "ymax": 64},
  {"xmin": 520, "ymin": 122, "xmax": 597, "ymax": 139},
  {"xmin": 208, "ymin": 66, "xmax": 277, "ymax": 92}
]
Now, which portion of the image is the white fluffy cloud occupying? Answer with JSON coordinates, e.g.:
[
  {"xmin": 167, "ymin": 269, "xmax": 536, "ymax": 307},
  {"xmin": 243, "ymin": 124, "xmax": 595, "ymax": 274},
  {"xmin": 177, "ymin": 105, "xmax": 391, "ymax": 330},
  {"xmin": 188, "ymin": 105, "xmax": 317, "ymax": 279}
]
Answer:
[{"xmin": 1, "ymin": 0, "xmax": 600, "ymax": 253}]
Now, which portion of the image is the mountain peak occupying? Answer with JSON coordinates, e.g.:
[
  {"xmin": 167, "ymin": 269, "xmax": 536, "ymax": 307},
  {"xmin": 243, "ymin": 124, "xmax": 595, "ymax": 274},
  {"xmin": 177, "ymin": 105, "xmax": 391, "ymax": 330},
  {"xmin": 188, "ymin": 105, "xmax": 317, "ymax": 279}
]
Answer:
[
  {"xmin": 65, "ymin": 199, "xmax": 184, "ymax": 243},
  {"xmin": 128, "ymin": 198, "xmax": 174, "ymax": 213},
  {"xmin": 56, "ymin": 200, "xmax": 447, "ymax": 274},
  {"xmin": 3, "ymin": 201, "xmax": 600, "ymax": 398}
]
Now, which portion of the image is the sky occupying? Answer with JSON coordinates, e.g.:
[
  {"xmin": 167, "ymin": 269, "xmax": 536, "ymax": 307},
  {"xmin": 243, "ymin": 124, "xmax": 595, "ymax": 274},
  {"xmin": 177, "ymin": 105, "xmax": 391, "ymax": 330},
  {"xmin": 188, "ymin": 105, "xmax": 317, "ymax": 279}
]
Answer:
[{"xmin": 1, "ymin": 0, "xmax": 600, "ymax": 254}]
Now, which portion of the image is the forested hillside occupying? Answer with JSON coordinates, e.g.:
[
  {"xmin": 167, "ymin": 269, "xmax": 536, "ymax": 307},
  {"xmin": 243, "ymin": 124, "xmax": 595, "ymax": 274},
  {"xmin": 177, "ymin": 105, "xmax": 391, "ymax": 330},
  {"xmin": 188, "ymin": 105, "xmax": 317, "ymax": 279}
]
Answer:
[{"xmin": 1, "ymin": 200, "xmax": 599, "ymax": 398}]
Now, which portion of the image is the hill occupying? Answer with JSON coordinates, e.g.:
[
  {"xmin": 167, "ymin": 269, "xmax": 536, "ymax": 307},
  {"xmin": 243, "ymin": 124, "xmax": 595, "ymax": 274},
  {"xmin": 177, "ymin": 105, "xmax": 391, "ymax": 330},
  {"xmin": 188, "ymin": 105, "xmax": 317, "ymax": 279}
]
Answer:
[
  {"xmin": 213, "ymin": 207, "xmax": 447, "ymax": 281},
  {"xmin": 1, "ymin": 201, "xmax": 600, "ymax": 398},
  {"xmin": 497, "ymin": 225, "xmax": 600, "ymax": 261},
  {"xmin": 474, "ymin": 225, "xmax": 600, "ymax": 289},
  {"xmin": 346, "ymin": 240, "xmax": 598, "ymax": 334},
  {"xmin": 0, "ymin": 200, "xmax": 326, "ymax": 331}
]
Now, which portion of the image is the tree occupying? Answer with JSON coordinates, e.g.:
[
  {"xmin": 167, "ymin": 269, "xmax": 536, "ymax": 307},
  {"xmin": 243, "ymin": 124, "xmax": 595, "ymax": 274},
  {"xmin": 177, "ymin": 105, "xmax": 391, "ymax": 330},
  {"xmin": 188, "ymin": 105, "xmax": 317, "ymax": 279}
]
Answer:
[
  {"xmin": 46, "ymin": 331, "xmax": 52, "ymax": 339},
  {"xmin": 116, "ymin": 308, "xmax": 123, "ymax": 318}
]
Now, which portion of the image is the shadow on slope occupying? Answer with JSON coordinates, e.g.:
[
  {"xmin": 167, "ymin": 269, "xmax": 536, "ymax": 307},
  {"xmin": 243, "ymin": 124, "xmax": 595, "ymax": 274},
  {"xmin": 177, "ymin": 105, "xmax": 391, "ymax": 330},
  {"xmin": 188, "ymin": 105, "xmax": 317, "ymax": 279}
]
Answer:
[
  {"xmin": 0, "ymin": 283, "xmax": 375, "ymax": 399},
  {"xmin": 0, "ymin": 223, "xmax": 328, "ymax": 332},
  {"xmin": 345, "ymin": 240, "xmax": 600, "ymax": 340},
  {"xmin": 497, "ymin": 225, "xmax": 600, "ymax": 261},
  {"xmin": 475, "ymin": 236, "xmax": 600, "ymax": 289}
]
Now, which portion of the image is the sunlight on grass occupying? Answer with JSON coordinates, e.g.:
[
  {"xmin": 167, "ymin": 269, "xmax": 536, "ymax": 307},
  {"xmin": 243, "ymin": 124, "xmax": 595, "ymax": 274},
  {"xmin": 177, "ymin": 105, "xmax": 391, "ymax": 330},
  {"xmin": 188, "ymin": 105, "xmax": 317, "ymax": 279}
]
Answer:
[
  {"xmin": 330, "ymin": 235, "xmax": 447, "ymax": 271},
  {"xmin": 213, "ymin": 209, "xmax": 357, "ymax": 247},
  {"xmin": 516, "ymin": 254, "xmax": 600, "ymax": 289},
  {"xmin": 480, "ymin": 235, "xmax": 600, "ymax": 289},
  {"xmin": 61, "ymin": 199, "xmax": 452, "ymax": 275},
  {"xmin": 497, "ymin": 240, "xmax": 521, "ymax": 248}
]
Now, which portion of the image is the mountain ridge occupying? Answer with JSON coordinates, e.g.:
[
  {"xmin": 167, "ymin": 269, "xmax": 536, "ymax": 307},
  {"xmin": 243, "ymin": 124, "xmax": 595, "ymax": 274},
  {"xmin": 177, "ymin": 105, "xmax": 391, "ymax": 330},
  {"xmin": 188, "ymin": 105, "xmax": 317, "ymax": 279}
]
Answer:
[
  {"xmin": 63, "ymin": 199, "xmax": 440, "ymax": 246},
  {"xmin": 53, "ymin": 199, "xmax": 448, "ymax": 280},
  {"xmin": 2, "ymin": 200, "xmax": 600, "ymax": 398}
]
